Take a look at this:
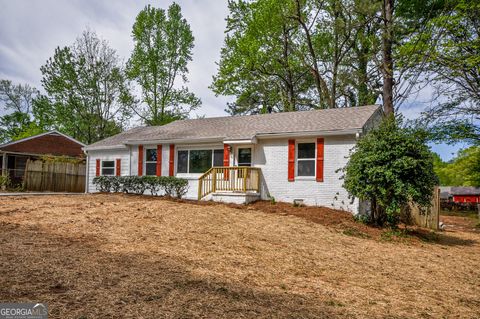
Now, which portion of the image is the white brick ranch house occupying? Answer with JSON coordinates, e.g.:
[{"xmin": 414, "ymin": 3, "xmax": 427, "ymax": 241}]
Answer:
[{"xmin": 83, "ymin": 105, "xmax": 382, "ymax": 213}]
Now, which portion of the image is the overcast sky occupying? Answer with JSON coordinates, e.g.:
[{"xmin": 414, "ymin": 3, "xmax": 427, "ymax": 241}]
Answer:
[{"xmin": 0, "ymin": 0, "xmax": 463, "ymax": 160}]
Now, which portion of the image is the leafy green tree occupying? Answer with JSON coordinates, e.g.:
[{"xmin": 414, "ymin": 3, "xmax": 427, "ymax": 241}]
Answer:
[
  {"xmin": 212, "ymin": 0, "xmax": 314, "ymax": 114},
  {"xmin": 127, "ymin": 3, "xmax": 200, "ymax": 125},
  {"xmin": 343, "ymin": 116, "xmax": 437, "ymax": 226},
  {"xmin": 40, "ymin": 30, "xmax": 134, "ymax": 144},
  {"xmin": 400, "ymin": 0, "xmax": 478, "ymax": 143},
  {"xmin": 433, "ymin": 146, "xmax": 480, "ymax": 186},
  {"xmin": 214, "ymin": 0, "xmax": 446, "ymax": 114},
  {"xmin": 0, "ymin": 79, "xmax": 40, "ymax": 142},
  {"xmin": 213, "ymin": 0, "xmax": 380, "ymax": 114}
]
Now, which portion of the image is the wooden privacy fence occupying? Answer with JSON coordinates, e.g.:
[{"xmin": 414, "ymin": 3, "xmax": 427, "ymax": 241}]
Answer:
[
  {"xmin": 24, "ymin": 159, "xmax": 86, "ymax": 192},
  {"xmin": 402, "ymin": 187, "xmax": 440, "ymax": 230}
]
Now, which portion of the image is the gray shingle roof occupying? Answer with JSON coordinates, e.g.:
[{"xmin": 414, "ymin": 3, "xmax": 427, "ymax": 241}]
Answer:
[
  {"xmin": 450, "ymin": 187, "xmax": 480, "ymax": 196},
  {"xmin": 85, "ymin": 105, "xmax": 381, "ymax": 150}
]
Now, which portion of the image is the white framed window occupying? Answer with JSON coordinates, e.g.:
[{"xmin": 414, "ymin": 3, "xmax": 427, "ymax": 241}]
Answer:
[
  {"xmin": 237, "ymin": 148, "xmax": 252, "ymax": 166},
  {"xmin": 145, "ymin": 148, "xmax": 157, "ymax": 176},
  {"xmin": 176, "ymin": 149, "xmax": 224, "ymax": 174},
  {"xmin": 101, "ymin": 160, "xmax": 115, "ymax": 176},
  {"xmin": 296, "ymin": 142, "xmax": 315, "ymax": 177}
]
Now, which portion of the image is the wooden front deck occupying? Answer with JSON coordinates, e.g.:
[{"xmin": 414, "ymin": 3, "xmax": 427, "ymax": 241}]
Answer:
[{"xmin": 198, "ymin": 167, "xmax": 261, "ymax": 200}]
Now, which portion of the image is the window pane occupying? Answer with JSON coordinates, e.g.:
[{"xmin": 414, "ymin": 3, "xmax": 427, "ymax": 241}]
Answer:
[
  {"xmin": 102, "ymin": 168, "xmax": 115, "ymax": 176},
  {"xmin": 102, "ymin": 160, "xmax": 114, "ymax": 168},
  {"xmin": 238, "ymin": 148, "xmax": 251, "ymax": 166},
  {"xmin": 189, "ymin": 150, "xmax": 212, "ymax": 173},
  {"xmin": 146, "ymin": 149, "xmax": 157, "ymax": 162},
  {"xmin": 213, "ymin": 149, "xmax": 224, "ymax": 167},
  {"xmin": 177, "ymin": 150, "xmax": 188, "ymax": 173},
  {"xmin": 298, "ymin": 160, "xmax": 315, "ymax": 176},
  {"xmin": 146, "ymin": 163, "xmax": 157, "ymax": 176},
  {"xmin": 298, "ymin": 143, "xmax": 315, "ymax": 159}
]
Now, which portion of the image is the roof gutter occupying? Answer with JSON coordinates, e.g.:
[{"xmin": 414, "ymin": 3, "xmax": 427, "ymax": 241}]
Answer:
[
  {"xmin": 255, "ymin": 128, "xmax": 362, "ymax": 139},
  {"xmin": 125, "ymin": 136, "xmax": 225, "ymax": 145},
  {"xmin": 82, "ymin": 144, "xmax": 129, "ymax": 151}
]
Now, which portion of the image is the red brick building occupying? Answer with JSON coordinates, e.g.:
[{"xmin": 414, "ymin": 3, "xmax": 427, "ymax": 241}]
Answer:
[{"xmin": 0, "ymin": 131, "xmax": 85, "ymax": 183}]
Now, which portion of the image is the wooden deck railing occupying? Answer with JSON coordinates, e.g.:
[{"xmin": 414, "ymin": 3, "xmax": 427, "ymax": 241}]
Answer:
[{"xmin": 198, "ymin": 166, "xmax": 261, "ymax": 200}]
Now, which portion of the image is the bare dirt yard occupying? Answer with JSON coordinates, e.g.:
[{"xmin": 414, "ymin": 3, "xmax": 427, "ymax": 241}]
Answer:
[{"xmin": 1, "ymin": 194, "xmax": 479, "ymax": 318}]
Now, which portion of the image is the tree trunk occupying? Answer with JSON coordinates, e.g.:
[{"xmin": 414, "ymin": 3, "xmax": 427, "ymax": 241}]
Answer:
[
  {"xmin": 330, "ymin": 0, "xmax": 340, "ymax": 109},
  {"xmin": 294, "ymin": 0, "xmax": 332, "ymax": 108},
  {"xmin": 282, "ymin": 26, "xmax": 296, "ymax": 112},
  {"xmin": 357, "ymin": 34, "xmax": 370, "ymax": 106},
  {"xmin": 382, "ymin": 0, "xmax": 394, "ymax": 116}
]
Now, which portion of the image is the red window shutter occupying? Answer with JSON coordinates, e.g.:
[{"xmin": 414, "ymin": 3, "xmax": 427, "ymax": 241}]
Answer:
[
  {"xmin": 169, "ymin": 144, "xmax": 175, "ymax": 176},
  {"xmin": 223, "ymin": 144, "xmax": 230, "ymax": 180},
  {"xmin": 316, "ymin": 138, "xmax": 324, "ymax": 182},
  {"xmin": 156, "ymin": 145, "xmax": 162, "ymax": 176},
  {"xmin": 223, "ymin": 144, "xmax": 230, "ymax": 166},
  {"xmin": 138, "ymin": 145, "xmax": 144, "ymax": 176},
  {"xmin": 116, "ymin": 159, "xmax": 121, "ymax": 176},
  {"xmin": 288, "ymin": 139, "xmax": 295, "ymax": 182},
  {"xmin": 95, "ymin": 159, "xmax": 100, "ymax": 176}
]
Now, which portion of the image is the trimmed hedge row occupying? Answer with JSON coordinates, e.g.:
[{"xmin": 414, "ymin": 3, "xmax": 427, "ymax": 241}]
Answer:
[{"xmin": 93, "ymin": 176, "xmax": 189, "ymax": 198}]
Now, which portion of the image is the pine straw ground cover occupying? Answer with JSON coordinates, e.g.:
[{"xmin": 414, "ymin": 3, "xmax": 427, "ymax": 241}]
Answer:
[{"xmin": 0, "ymin": 194, "xmax": 479, "ymax": 318}]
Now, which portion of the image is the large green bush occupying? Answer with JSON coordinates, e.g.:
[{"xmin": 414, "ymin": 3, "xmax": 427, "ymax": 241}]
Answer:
[
  {"xmin": 92, "ymin": 175, "xmax": 189, "ymax": 198},
  {"xmin": 342, "ymin": 116, "xmax": 438, "ymax": 226}
]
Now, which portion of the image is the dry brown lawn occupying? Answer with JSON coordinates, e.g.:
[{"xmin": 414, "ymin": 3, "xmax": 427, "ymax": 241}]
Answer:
[{"xmin": 0, "ymin": 194, "xmax": 479, "ymax": 318}]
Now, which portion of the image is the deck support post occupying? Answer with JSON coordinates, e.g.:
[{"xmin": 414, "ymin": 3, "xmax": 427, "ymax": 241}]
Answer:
[
  {"xmin": 212, "ymin": 168, "xmax": 217, "ymax": 193},
  {"xmin": 243, "ymin": 167, "xmax": 247, "ymax": 192}
]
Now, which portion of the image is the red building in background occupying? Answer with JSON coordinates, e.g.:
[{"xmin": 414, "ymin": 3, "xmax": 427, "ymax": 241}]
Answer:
[{"xmin": 450, "ymin": 187, "xmax": 480, "ymax": 203}]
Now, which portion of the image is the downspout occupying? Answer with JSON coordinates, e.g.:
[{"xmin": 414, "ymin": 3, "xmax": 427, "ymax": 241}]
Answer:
[
  {"xmin": 129, "ymin": 145, "xmax": 132, "ymax": 176},
  {"xmin": 84, "ymin": 151, "xmax": 89, "ymax": 193}
]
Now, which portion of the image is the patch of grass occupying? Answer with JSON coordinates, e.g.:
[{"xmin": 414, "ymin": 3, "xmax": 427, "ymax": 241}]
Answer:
[
  {"xmin": 380, "ymin": 227, "xmax": 442, "ymax": 243},
  {"xmin": 269, "ymin": 196, "xmax": 276, "ymax": 205},
  {"xmin": 353, "ymin": 214, "xmax": 371, "ymax": 224},
  {"xmin": 342, "ymin": 227, "xmax": 370, "ymax": 239},
  {"xmin": 380, "ymin": 228, "xmax": 409, "ymax": 241}
]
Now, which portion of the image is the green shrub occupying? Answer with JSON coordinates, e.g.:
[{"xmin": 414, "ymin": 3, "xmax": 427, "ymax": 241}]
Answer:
[
  {"xmin": 342, "ymin": 116, "xmax": 438, "ymax": 227},
  {"xmin": 127, "ymin": 176, "xmax": 147, "ymax": 195},
  {"xmin": 166, "ymin": 177, "xmax": 188, "ymax": 198},
  {"xmin": 270, "ymin": 196, "xmax": 276, "ymax": 205},
  {"xmin": 92, "ymin": 176, "xmax": 112, "ymax": 192},
  {"xmin": 92, "ymin": 175, "xmax": 189, "ymax": 198},
  {"xmin": 0, "ymin": 175, "xmax": 10, "ymax": 188},
  {"xmin": 110, "ymin": 177, "xmax": 123, "ymax": 193},
  {"xmin": 143, "ymin": 176, "xmax": 162, "ymax": 196},
  {"xmin": 164, "ymin": 176, "xmax": 189, "ymax": 198}
]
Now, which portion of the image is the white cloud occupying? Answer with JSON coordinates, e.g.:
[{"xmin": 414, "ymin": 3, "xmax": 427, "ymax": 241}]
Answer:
[{"xmin": 0, "ymin": 0, "xmax": 231, "ymax": 118}]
